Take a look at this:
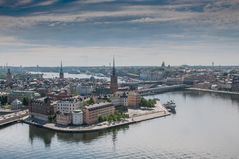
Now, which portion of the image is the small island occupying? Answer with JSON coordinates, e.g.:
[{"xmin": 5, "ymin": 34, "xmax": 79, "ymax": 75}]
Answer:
[{"xmin": 23, "ymin": 95, "xmax": 170, "ymax": 133}]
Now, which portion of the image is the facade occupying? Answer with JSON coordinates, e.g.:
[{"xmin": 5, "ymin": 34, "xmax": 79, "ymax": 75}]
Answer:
[
  {"xmin": 140, "ymin": 71, "xmax": 163, "ymax": 81},
  {"xmin": 29, "ymin": 97, "xmax": 55, "ymax": 121},
  {"xmin": 76, "ymin": 84, "xmax": 93, "ymax": 96},
  {"xmin": 83, "ymin": 102, "xmax": 115, "ymax": 125},
  {"xmin": 232, "ymin": 75, "xmax": 239, "ymax": 92},
  {"xmin": 72, "ymin": 110, "xmax": 83, "ymax": 125},
  {"xmin": 110, "ymin": 57, "xmax": 118, "ymax": 94},
  {"xmin": 56, "ymin": 113, "xmax": 72, "ymax": 126},
  {"xmin": 127, "ymin": 91, "xmax": 140, "ymax": 107},
  {"xmin": 11, "ymin": 99, "xmax": 23, "ymax": 110},
  {"xmin": 111, "ymin": 92, "xmax": 128, "ymax": 106},
  {"xmin": 9, "ymin": 90, "xmax": 40, "ymax": 103},
  {"xmin": 57, "ymin": 97, "xmax": 82, "ymax": 113}
]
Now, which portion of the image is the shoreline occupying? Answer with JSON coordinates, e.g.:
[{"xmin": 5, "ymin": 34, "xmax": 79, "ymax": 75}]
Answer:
[
  {"xmin": 187, "ymin": 88, "xmax": 239, "ymax": 95},
  {"xmin": 23, "ymin": 111, "xmax": 170, "ymax": 133},
  {"xmin": 23, "ymin": 102, "xmax": 171, "ymax": 133}
]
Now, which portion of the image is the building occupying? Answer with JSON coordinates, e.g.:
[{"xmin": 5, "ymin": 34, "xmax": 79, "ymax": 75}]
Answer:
[
  {"xmin": 56, "ymin": 113, "xmax": 72, "ymax": 126},
  {"xmin": 47, "ymin": 90, "xmax": 71, "ymax": 101},
  {"xmin": 83, "ymin": 102, "xmax": 115, "ymax": 125},
  {"xmin": 59, "ymin": 61, "xmax": 64, "ymax": 79},
  {"xmin": 110, "ymin": 57, "xmax": 118, "ymax": 94},
  {"xmin": 127, "ymin": 91, "xmax": 140, "ymax": 107},
  {"xmin": 9, "ymin": 90, "xmax": 40, "ymax": 103},
  {"xmin": 232, "ymin": 75, "xmax": 239, "ymax": 92},
  {"xmin": 11, "ymin": 99, "xmax": 23, "ymax": 110},
  {"xmin": 111, "ymin": 92, "xmax": 128, "ymax": 107},
  {"xmin": 76, "ymin": 84, "xmax": 93, "ymax": 96},
  {"xmin": 140, "ymin": 71, "xmax": 163, "ymax": 81},
  {"xmin": 56, "ymin": 97, "xmax": 83, "ymax": 125},
  {"xmin": 72, "ymin": 110, "xmax": 83, "ymax": 125},
  {"xmin": 6, "ymin": 68, "xmax": 12, "ymax": 85},
  {"xmin": 29, "ymin": 97, "xmax": 55, "ymax": 121},
  {"xmin": 57, "ymin": 97, "xmax": 82, "ymax": 113}
]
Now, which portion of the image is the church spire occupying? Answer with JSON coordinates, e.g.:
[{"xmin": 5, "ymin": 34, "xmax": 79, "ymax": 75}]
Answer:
[
  {"xmin": 112, "ymin": 56, "xmax": 116, "ymax": 76},
  {"xmin": 59, "ymin": 60, "xmax": 64, "ymax": 79},
  {"xmin": 110, "ymin": 56, "xmax": 118, "ymax": 93}
]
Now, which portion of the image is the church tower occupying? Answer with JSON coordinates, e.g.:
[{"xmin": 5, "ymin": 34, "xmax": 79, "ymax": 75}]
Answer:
[
  {"xmin": 59, "ymin": 61, "xmax": 64, "ymax": 79},
  {"xmin": 6, "ymin": 68, "xmax": 12, "ymax": 85},
  {"xmin": 110, "ymin": 57, "xmax": 118, "ymax": 93}
]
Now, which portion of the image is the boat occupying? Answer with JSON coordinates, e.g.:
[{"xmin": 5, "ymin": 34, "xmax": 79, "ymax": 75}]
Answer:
[{"xmin": 163, "ymin": 100, "xmax": 176, "ymax": 112}]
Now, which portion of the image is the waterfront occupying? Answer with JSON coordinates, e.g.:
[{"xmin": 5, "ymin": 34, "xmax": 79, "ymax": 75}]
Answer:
[{"xmin": 1, "ymin": 91, "xmax": 239, "ymax": 159}]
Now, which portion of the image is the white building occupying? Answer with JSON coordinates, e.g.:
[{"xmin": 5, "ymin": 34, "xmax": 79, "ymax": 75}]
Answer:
[
  {"xmin": 140, "ymin": 71, "xmax": 163, "ymax": 81},
  {"xmin": 111, "ymin": 92, "xmax": 128, "ymax": 106},
  {"xmin": 72, "ymin": 110, "xmax": 83, "ymax": 125},
  {"xmin": 11, "ymin": 99, "xmax": 23, "ymax": 110},
  {"xmin": 76, "ymin": 84, "xmax": 93, "ymax": 96},
  {"xmin": 57, "ymin": 97, "xmax": 82, "ymax": 114}
]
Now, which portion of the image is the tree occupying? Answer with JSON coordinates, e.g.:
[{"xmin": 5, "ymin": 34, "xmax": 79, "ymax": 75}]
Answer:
[
  {"xmin": 22, "ymin": 97, "xmax": 29, "ymax": 106},
  {"xmin": 161, "ymin": 61, "xmax": 165, "ymax": 67},
  {"xmin": 0, "ymin": 96, "xmax": 8, "ymax": 105},
  {"xmin": 87, "ymin": 97, "xmax": 95, "ymax": 105},
  {"xmin": 140, "ymin": 97, "xmax": 156, "ymax": 108}
]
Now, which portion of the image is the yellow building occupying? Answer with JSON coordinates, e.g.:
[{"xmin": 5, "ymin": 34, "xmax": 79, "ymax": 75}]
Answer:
[{"xmin": 127, "ymin": 91, "xmax": 140, "ymax": 107}]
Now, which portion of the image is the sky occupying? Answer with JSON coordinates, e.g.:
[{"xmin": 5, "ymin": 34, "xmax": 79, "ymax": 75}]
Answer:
[{"xmin": 0, "ymin": 0, "xmax": 238, "ymax": 66}]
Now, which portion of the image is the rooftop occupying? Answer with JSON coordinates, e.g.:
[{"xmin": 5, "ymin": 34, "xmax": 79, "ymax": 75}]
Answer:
[{"xmin": 86, "ymin": 102, "xmax": 113, "ymax": 110}]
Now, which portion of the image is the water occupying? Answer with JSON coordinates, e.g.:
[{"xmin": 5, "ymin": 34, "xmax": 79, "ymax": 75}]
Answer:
[{"xmin": 0, "ymin": 91, "xmax": 239, "ymax": 159}]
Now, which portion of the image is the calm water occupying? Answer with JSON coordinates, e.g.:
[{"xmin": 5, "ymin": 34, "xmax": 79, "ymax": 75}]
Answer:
[{"xmin": 0, "ymin": 91, "xmax": 239, "ymax": 159}]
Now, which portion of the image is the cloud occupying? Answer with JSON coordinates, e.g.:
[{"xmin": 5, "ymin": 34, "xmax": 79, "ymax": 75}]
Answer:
[
  {"xmin": 0, "ymin": 0, "xmax": 238, "ymax": 67},
  {"xmin": 33, "ymin": 0, "xmax": 58, "ymax": 7},
  {"xmin": 80, "ymin": 0, "xmax": 116, "ymax": 4},
  {"xmin": 0, "ymin": 0, "xmax": 237, "ymax": 30}
]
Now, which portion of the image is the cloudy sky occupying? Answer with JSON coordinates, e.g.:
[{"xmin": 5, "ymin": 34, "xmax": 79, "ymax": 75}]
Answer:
[{"xmin": 0, "ymin": 0, "xmax": 238, "ymax": 66}]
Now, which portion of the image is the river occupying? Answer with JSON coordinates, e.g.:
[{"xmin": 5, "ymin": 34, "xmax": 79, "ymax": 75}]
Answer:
[{"xmin": 0, "ymin": 91, "xmax": 239, "ymax": 159}]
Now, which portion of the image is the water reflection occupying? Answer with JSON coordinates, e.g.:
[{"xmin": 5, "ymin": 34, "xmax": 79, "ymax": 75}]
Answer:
[
  {"xmin": 182, "ymin": 90, "xmax": 239, "ymax": 103},
  {"xmin": 29, "ymin": 124, "xmax": 129, "ymax": 147},
  {"xmin": 29, "ymin": 125, "xmax": 55, "ymax": 147}
]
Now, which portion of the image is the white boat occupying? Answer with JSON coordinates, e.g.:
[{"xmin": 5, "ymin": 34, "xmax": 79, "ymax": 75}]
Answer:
[{"xmin": 163, "ymin": 100, "xmax": 176, "ymax": 111}]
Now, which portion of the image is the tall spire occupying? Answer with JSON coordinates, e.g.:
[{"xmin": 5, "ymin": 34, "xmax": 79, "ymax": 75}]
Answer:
[
  {"xmin": 59, "ymin": 60, "xmax": 64, "ymax": 79},
  {"xmin": 112, "ymin": 56, "xmax": 116, "ymax": 76},
  {"xmin": 110, "ymin": 56, "xmax": 118, "ymax": 93},
  {"xmin": 7, "ymin": 68, "xmax": 11, "ymax": 74}
]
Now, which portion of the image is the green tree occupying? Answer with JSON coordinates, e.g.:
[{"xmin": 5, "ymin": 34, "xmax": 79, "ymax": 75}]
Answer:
[
  {"xmin": 87, "ymin": 97, "xmax": 95, "ymax": 105},
  {"xmin": 0, "ymin": 96, "xmax": 8, "ymax": 105},
  {"xmin": 22, "ymin": 97, "xmax": 29, "ymax": 106}
]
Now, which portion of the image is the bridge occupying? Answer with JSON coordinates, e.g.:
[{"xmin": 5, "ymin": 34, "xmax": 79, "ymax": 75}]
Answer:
[
  {"xmin": 0, "ymin": 110, "xmax": 29, "ymax": 127},
  {"xmin": 121, "ymin": 80, "xmax": 164, "ymax": 87},
  {"xmin": 138, "ymin": 84, "xmax": 190, "ymax": 96}
]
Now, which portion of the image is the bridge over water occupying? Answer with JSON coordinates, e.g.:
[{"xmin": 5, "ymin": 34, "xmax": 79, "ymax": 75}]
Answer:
[
  {"xmin": 0, "ymin": 110, "xmax": 28, "ymax": 127},
  {"xmin": 138, "ymin": 84, "xmax": 190, "ymax": 96}
]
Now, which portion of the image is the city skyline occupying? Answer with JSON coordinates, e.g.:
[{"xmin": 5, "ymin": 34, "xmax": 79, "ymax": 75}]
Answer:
[{"xmin": 0, "ymin": 0, "xmax": 238, "ymax": 66}]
